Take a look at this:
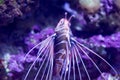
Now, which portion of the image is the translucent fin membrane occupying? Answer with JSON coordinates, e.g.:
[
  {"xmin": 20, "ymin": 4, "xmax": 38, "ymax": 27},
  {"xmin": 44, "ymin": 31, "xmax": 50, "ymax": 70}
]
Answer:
[
  {"xmin": 23, "ymin": 34, "xmax": 54, "ymax": 80},
  {"xmin": 23, "ymin": 34, "xmax": 118, "ymax": 80},
  {"xmin": 59, "ymin": 38, "xmax": 118, "ymax": 80},
  {"xmin": 73, "ymin": 43, "xmax": 91, "ymax": 80},
  {"xmin": 66, "ymin": 38, "xmax": 118, "ymax": 80}
]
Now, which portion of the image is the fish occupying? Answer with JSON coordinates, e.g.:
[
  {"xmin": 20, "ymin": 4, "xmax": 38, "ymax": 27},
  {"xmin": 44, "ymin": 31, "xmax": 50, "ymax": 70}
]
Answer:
[{"xmin": 23, "ymin": 13, "xmax": 118, "ymax": 80}]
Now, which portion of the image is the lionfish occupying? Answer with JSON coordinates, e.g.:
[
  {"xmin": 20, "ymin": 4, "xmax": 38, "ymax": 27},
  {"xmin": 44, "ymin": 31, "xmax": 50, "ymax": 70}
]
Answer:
[{"xmin": 23, "ymin": 13, "xmax": 118, "ymax": 80}]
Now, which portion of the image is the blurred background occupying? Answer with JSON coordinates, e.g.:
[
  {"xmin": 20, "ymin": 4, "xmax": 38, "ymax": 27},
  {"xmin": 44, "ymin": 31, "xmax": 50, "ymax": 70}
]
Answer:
[{"xmin": 0, "ymin": 0, "xmax": 120, "ymax": 80}]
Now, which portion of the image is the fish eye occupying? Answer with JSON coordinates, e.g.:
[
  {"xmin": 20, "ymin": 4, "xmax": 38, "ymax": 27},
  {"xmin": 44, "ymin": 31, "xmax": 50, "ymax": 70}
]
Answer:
[{"xmin": 60, "ymin": 20, "xmax": 64, "ymax": 24}]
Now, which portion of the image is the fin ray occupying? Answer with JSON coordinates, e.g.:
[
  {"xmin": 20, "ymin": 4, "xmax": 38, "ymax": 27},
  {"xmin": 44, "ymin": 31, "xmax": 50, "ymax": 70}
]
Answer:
[
  {"xmin": 71, "ymin": 37, "xmax": 118, "ymax": 79},
  {"xmin": 24, "ymin": 35, "xmax": 55, "ymax": 80},
  {"xmin": 72, "ymin": 45, "xmax": 82, "ymax": 80}
]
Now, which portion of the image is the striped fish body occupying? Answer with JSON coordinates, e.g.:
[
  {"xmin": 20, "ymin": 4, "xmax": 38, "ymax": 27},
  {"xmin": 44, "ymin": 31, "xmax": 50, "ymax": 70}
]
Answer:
[
  {"xmin": 53, "ymin": 18, "xmax": 71, "ymax": 77},
  {"xmin": 24, "ymin": 15, "xmax": 118, "ymax": 80}
]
